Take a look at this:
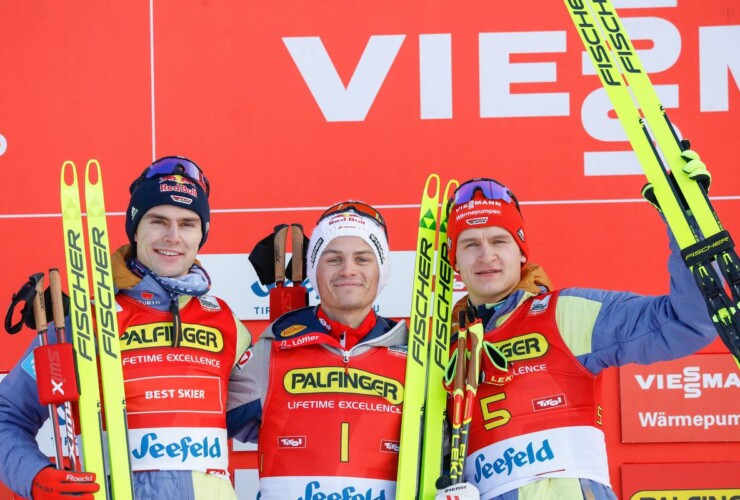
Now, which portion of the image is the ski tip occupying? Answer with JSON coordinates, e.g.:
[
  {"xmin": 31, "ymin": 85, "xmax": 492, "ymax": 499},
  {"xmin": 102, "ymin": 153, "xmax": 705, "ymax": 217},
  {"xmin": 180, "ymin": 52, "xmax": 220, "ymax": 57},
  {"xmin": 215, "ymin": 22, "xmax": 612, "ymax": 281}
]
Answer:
[
  {"xmin": 424, "ymin": 173, "xmax": 440, "ymax": 199},
  {"xmin": 85, "ymin": 159, "xmax": 102, "ymax": 187},
  {"xmin": 61, "ymin": 161, "xmax": 78, "ymax": 188}
]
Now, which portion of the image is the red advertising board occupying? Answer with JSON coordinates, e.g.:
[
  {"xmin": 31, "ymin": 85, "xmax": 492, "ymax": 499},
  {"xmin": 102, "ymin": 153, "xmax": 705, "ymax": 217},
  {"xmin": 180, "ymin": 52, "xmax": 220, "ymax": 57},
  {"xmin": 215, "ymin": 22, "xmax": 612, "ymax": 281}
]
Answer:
[
  {"xmin": 620, "ymin": 354, "xmax": 740, "ymax": 443},
  {"xmin": 621, "ymin": 462, "xmax": 740, "ymax": 500}
]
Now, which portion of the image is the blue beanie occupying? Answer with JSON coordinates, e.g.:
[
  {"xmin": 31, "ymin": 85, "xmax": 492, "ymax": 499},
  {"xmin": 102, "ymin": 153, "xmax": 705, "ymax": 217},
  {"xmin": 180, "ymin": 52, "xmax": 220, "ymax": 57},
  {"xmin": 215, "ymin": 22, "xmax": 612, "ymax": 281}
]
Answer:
[{"xmin": 126, "ymin": 158, "xmax": 210, "ymax": 250}]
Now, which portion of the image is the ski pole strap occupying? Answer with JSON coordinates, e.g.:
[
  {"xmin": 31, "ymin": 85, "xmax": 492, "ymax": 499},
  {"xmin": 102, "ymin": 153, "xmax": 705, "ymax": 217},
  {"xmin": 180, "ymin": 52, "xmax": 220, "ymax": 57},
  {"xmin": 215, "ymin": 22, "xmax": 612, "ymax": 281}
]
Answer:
[
  {"xmin": 4, "ymin": 272, "xmax": 45, "ymax": 334},
  {"xmin": 681, "ymin": 230, "xmax": 735, "ymax": 268}
]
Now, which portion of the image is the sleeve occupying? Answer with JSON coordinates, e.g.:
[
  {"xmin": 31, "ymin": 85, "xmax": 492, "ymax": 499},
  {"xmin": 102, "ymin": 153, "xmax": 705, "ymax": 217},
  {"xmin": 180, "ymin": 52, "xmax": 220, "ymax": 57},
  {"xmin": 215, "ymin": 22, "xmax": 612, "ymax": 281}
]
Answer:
[
  {"xmin": 556, "ymin": 224, "xmax": 717, "ymax": 375},
  {"xmin": 0, "ymin": 336, "xmax": 55, "ymax": 498},
  {"xmin": 225, "ymin": 327, "xmax": 272, "ymax": 443}
]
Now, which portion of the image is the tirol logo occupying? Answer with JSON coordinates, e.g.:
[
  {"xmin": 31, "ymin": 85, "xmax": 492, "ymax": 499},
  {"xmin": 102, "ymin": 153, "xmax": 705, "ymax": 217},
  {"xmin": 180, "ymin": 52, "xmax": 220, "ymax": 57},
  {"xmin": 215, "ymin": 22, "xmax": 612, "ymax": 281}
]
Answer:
[
  {"xmin": 532, "ymin": 394, "xmax": 566, "ymax": 411},
  {"xmin": 284, "ymin": 367, "xmax": 403, "ymax": 404},
  {"xmin": 278, "ymin": 436, "xmax": 306, "ymax": 448},
  {"xmin": 474, "ymin": 439, "xmax": 554, "ymax": 481},
  {"xmin": 132, "ymin": 432, "xmax": 221, "ymax": 462},
  {"xmin": 298, "ymin": 481, "xmax": 386, "ymax": 500},
  {"xmin": 121, "ymin": 322, "xmax": 224, "ymax": 352},
  {"xmin": 141, "ymin": 292, "xmax": 154, "ymax": 301},
  {"xmin": 280, "ymin": 324, "xmax": 307, "ymax": 337},
  {"xmin": 493, "ymin": 333, "xmax": 548, "ymax": 362},
  {"xmin": 380, "ymin": 439, "xmax": 400, "ymax": 453}
]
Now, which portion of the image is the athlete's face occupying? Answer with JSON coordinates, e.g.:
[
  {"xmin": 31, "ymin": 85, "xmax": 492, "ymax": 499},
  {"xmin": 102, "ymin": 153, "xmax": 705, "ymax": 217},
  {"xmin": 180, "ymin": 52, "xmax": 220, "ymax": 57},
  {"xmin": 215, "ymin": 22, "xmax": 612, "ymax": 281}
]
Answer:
[
  {"xmin": 135, "ymin": 204, "xmax": 202, "ymax": 278},
  {"xmin": 455, "ymin": 226, "xmax": 526, "ymax": 306},
  {"xmin": 316, "ymin": 236, "xmax": 379, "ymax": 325}
]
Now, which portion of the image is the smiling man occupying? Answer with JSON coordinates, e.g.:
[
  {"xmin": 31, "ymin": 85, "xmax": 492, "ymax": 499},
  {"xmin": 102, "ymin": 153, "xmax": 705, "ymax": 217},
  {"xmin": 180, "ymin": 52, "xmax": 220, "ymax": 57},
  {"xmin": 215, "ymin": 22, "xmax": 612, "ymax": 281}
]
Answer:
[
  {"xmin": 437, "ymin": 171, "xmax": 716, "ymax": 500},
  {"xmin": 228, "ymin": 201, "xmax": 409, "ymax": 500},
  {"xmin": 0, "ymin": 157, "xmax": 251, "ymax": 499}
]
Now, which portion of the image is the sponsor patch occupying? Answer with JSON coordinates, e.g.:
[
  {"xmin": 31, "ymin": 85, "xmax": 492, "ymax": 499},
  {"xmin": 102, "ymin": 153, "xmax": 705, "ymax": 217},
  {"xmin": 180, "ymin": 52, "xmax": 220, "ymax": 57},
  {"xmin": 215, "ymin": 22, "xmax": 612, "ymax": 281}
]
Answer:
[
  {"xmin": 171, "ymin": 195, "xmax": 193, "ymax": 205},
  {"xmin": 21, "ymin": 352, "xmax": 36, "ymax": 379},
  {"xmin": 466, "ymin": 217, "xmax": 489, "ymax": 226},
  {"xmin": 159, "ymin": 176, "xmax": 198, "ymax": 196},
  {"xmin": 528, "ymin": 295, "xmax": 551, "ymax": 315},
  {"xmin": 493, "ymin": 333, "xmax": 548, "ymax": 362},
  {"xmin": 369, "ymin": 233, "xmax": 385, "ymax": 264},
  {"xmin": 131, "ymin": 430, "xmax": 222, "ymax": 463},
  {"xmin": 380, "ymin": 439, "xmax": 400, "ymax": 453},
  {"xmin": 277, "ymin": 436, "xmax": 306, "ymax": 448},
  {"xmin": 126, "ymin": 375, "xmax": 223, "ymax": 414},
  {"xmin": 198, "ymin": 295, "xmax": 221, "ymax": 312},
  {"xmin": 284, "ymin": 367, "xmax": 404, "ymax": 404},
  {"xmin": 387, "ymin": 345, "xmax": 407, "ymax": 358},
  {"xmin": 280, "ymin": 324, "xmax": 307, "ymax": 337},
  {"xmin": 532, "ymin": 394, "xmax": 567, "ymax": 411},
  {"xmin": 121, "ymin": 322, "xmax": 224, "ymax": 352},
  {"xmin": 310, "ymin": 237, "xmax": 324, "ymax": 266},
  {"xmin": 234, "ymin": 349, "xmax": 252, "ymax": 371}
]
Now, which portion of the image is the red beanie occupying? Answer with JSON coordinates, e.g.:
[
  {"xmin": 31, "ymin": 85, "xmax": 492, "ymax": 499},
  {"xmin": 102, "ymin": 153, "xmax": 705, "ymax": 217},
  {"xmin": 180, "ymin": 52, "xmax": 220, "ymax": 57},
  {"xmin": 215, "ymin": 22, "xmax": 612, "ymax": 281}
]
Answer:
[{"xmin": 446, "ymin": 192, "xmax": 528, "ymax": 266}]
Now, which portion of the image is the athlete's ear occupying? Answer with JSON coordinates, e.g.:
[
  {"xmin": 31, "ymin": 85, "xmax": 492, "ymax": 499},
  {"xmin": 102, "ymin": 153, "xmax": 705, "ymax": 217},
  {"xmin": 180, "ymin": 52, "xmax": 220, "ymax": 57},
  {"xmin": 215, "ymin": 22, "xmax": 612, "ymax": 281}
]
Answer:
[{"xmin": 520, "ymin": 252, "xmax": 526, "ymax": 265}]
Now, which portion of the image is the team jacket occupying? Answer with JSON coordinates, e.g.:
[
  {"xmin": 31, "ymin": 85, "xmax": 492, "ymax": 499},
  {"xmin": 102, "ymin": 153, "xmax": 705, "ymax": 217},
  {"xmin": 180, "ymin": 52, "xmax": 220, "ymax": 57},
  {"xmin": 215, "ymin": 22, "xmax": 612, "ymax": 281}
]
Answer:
[
  {"xmin": 226, "ymin": 306, "xmax": 409, "ymax": 500},
  {"xmin": 456, "ymin": 230, "xmax": 716, "ymax": 500},
  {"xmin": 0, "ymin": 246, "xmax": 252, "ymax": 500}
]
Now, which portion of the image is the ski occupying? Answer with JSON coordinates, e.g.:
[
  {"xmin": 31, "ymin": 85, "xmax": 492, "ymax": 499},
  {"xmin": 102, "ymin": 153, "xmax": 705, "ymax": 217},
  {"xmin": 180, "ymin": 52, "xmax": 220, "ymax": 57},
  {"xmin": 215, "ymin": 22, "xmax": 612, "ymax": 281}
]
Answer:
[
  {"xmin": 84, "ymin": 160, "xmax": 135, "ymax": 498},
  {"xmin": 61, "ymin": 160, "xmax": 135, "ymax": 499},
  {"xmin": 60, "ymin": 161, "xmax": 109, "ymax": 499},
  {"xmin": 564, "ymin": 0, "xmax": 740, "ymax": 364},
  {"xmin": 397, "ymin": 174, "xmax": 441, "ymax": 499},
  {"xmin": 418, "ymin": 179, "xmax": 458, "ymax": 500}
]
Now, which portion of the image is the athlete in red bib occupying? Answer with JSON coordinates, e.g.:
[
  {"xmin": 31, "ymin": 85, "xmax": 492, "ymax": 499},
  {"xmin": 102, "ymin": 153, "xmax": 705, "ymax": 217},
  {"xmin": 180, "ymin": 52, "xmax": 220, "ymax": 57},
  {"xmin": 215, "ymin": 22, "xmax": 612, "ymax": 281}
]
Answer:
[
  {"xmin": 437, "ymin": 162, "xmax": 716, "ymax": 500},
  {"xmin": 0, "ymin": 157, "xmax": 252, "ymax": 499},
  {"xmin": 228, "ymin": 201, "xmax": 408, "ymax": 500}
]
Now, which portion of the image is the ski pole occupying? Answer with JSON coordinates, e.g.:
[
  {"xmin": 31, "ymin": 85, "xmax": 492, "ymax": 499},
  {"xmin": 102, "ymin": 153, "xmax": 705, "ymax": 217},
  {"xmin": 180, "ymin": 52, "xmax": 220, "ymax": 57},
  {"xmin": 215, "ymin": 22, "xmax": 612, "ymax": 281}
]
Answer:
[
  {"xmin": 289, "ymin": 223, "xmax": 309, "ymax": 309},
  {"xmin": 30, "ymin": 273, "xmax": 66, "ymax": 469},
  {"xmin": 456, "ymin": 315, "xmax": 484, "ymax": 478},
  {"xmin": 49, "ymin": 268, "xmax": 80, "ymax": 471},
  {"xmin": 268, "ymin": 224, "xmax": 289, "ymax": 322},
  {"xmin": 447, "ymin": 310, "xmax": 468, "ymax": 485}
]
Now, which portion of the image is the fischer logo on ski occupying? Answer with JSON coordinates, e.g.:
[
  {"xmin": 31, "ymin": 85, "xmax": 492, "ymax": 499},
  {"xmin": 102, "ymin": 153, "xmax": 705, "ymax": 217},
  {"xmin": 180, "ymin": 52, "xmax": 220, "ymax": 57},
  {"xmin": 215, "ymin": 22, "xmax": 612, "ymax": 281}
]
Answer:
[{"xmin": 61, "ymin": 160, "xmax": 135, "ymax": 498}]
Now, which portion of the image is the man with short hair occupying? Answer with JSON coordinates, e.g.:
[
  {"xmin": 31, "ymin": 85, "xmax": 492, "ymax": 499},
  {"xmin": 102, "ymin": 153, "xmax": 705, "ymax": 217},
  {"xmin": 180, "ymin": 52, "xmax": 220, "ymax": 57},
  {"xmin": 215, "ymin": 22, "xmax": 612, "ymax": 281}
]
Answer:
[
  {"xmin": 228, "ymin": 201, "xmax": 408, "ymax": 500},
  {"xmin": 436, "ymin": 151, "xmax": 717, "ymax": 500},
  {"xmin": 0, "ymin": 157, "xmax": 252, "ymax": 499}
]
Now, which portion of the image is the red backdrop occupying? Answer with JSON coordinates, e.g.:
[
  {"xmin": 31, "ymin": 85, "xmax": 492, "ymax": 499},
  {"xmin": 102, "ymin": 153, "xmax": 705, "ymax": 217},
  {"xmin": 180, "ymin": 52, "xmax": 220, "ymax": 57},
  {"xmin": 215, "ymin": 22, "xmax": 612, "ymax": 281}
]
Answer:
[{"xmin": 1, "ymin": 1, "xmax": 739, "ymax": 498}]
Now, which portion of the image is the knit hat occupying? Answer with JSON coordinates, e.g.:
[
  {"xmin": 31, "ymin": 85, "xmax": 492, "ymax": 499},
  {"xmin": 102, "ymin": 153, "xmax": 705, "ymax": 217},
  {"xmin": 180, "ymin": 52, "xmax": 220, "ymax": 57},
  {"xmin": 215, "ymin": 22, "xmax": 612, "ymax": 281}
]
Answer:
[
  {"xmin": 446, "ymin": 180, "xmax": 528, "ymax": 266},
  {"xmin": 307, "ymin": 202, "xmax": 390, "ymax": 297},
  {"xmin": 126, "ymin": 156, "xmax": 210, "ymax": 250}
]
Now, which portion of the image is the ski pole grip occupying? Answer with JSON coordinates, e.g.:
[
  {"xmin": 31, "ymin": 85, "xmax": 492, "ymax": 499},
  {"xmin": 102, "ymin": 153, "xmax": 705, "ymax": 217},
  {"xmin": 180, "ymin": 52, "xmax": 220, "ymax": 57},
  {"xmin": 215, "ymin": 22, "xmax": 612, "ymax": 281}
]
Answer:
[
  {"xmin": 273, "ymin": 224, "xmax": 289, "ymax": 284},
  {"xmin": 31, "ymin": 274, "xmax": 48, "ymax": 343},
  {"xmin": 49, "ymin": 269, "xmax": 66, "ymax": 332}
]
